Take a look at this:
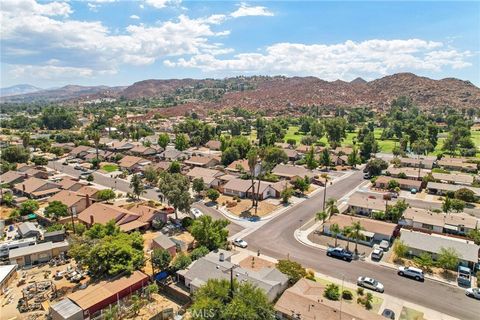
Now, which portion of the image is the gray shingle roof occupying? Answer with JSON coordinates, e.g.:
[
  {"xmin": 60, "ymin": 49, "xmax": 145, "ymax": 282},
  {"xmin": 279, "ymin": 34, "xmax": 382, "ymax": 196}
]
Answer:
[{"xmin": 400, "ymin": 230, "xmax": 479, "ymax": 263}]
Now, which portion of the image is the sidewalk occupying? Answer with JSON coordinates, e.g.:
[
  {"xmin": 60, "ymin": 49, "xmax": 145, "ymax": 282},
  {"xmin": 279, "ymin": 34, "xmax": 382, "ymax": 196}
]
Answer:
[
  {"xmin": 294, "ymin": 219, "xmax": 461, "ymax": 288},
  {"xmin": 233, "ymin": 248, "xmax": 458, "ymax": 320}
]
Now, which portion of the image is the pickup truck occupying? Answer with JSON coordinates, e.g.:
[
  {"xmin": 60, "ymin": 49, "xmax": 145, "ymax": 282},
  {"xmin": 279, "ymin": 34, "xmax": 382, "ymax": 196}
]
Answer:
[{"xmin": 326, "ymin": 247, "xmax": 353, "ymax": 262}]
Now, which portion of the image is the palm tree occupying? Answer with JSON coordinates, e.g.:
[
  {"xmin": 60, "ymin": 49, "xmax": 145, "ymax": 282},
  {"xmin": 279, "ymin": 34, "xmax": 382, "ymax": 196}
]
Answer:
[
  {"xmin": 316, "ymin": 211, "xmax": 328, "ymax": 223},
  {"xmin": 330, "ymin": 223, "xmax": 341, "ymax": 247},
  {"xmin": 103, "ymin": 305, "xmax": 119, "ymax": 320},
  {"xmin": 351, "ymin": 221, "xmax": 365, "ymax": 255},
  {"xmin": 321, "ymin": 173, "xmax": 330, "ymax": 210},
  {"xmin": 342, "ymin": 226, "xmax": 353, "ymax": 251},
  {"xmin": 326, "ymin": 198, "xmax": 339, "ymax": 216},
  {"xmin": 89, "ymin": 130, "xmax": 101, "ymax": 161},
  {"xmin": 247, "ymin": 148, "xmax": 258, "ymax": 208}
]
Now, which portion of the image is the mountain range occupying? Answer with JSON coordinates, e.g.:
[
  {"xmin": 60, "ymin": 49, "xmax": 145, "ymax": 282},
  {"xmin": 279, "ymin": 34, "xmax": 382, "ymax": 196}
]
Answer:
[{"xmin": 1, "ymin": 73, "xmax": 479, "ymax": 112}]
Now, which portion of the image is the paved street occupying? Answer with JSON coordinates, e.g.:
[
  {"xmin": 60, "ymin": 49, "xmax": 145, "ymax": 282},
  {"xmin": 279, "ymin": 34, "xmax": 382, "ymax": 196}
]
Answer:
[
  {"xmin": 243, "ymin": 170, "xmax": 480, "ymax": 320},
  {"xmin": 49, "ymin": 161, "xmax": 479, "ymax": 319}
]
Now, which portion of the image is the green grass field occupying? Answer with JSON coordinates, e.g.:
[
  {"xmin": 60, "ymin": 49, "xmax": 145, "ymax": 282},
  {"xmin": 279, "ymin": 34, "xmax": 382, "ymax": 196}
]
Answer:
[
  {"xmin": 247, "ymin": 126, "xmax": 480, "ymax": 157},
  {"xmin": 101, "ymin": 164, "xmax": 118, "ymax": 172}
]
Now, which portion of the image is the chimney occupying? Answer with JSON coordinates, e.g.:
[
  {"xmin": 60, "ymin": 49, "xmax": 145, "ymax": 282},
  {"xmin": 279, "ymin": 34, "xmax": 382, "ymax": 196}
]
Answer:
[
  {"xmin": 90, "ymin": 215, "xmax": 94, "ymax": 226},
  {"xmin": 86, "ymin": 194, "xmax": 91, "ymax": 207},
  {"xmin": 219, "ymin": 252, "xmax": 224, "ymax": 262}
]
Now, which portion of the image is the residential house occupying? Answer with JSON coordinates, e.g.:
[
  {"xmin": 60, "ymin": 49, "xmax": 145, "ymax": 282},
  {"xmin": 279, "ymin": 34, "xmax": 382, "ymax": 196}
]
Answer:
[
  {"xmin": 9, "ymin": 241, "xmax": 69, "ymax": 266},
  {"xmin": 151, "ymin": 233, "xmax": 177, "ymax": 257},
  {"xmin": 186, "ymin": 167, "xmax": 224, "ymax": 188},
  {"xmin": 184, "ymin": 156, "xmax": 220, "ymax": 168},
  {"xmin": 129, "ymin": 145, "xmax": 159, "ymax": 157},
  {"xmin": 48, "ymin": 190, "xmax": 91, "ymax": 216},
  {"xmin": 437, "ymin": 158, "xmax": 477, "ymax": 173},
  {"xmin": 222, "ymin": 178, "xmax": 280, "ymax": 200},
  {"xmin": 77, "ymin": 203, "xmax": 149, "ymax": 232},
  {"xmin": 127, "ymin": 204, "xmax": 172, "ymax": 226},
  {"xmin": 13, "ymin": 177, "xmax": 61, "ymax": 199},
  {"xmin": 69, "ymin": 145, "xmax": 93, "ymax": 159},
  {"xmin": 117, "ymin": 155, "xmax": 151, "ymax": 172},
  {"xmin": 283, "ymin": 148, "xmax": 300, "ymax": 162},
  {"xmin": 400, "ymin": 230, "xmax": 480, "ymax": 268},
  {"xmin": 400, "ymin": 207, "xmax": 479, "ymax": 236},
  {"xmin": 76, "ymin": 186, "xmax": 101, "ymax": 201},
  {"xmin": 271, "ymin": 164, "xmax": 321, "ymax": 181},
  {"xmin": 23, "ymin": 167, "xmax": 50, "ymax": 179},
  {"xmin": 385, "ymin": 166, "xmax": 429, "ymax": 180},
  {"xmin": 149, "ymin": 161, "xmax": 171, "ymax": 172},
  {"xmin": 177, "ymin": 250, "xmax": 288, "ymax": 302},
  {"xmin": 159, "ymin": 148, "xmax": 187, "ymax": 161},
  {"xmin": 17, "ymin": 222, "xmax": 41, "ymax": 239},
  {"xmin": 426, "ymin": 182, "xmax": 480, "ymax": 198},
  {"xmin": 0, "ymin": 265, "xmax": 18, "ymax": 296},
  {"xmin": 347, "ymin": 192, "xmax": 386, "ymax": 216},
  {"xmin": 432, "ymin": 172, "xmax": 474, "ymax": 185},
  {"xmin": 275, "ymin": 278, "xmax": 385, "ymax": 320},
  {"xmin": 51, "ymin": 271, "xmax": 149, "ymax": 320},
  {"xmin": 324, "ymin": 214, "xmax": 397, "ymax": 245},
  {"xmin": 374, "ymin": 176, "xmax": 423, "ymax": 191},
  {"xmin": 205, "ymin": 140, "xmax": 221, "ymax": 150},
  {"xmin": 57, "ymin": 177, "xmax": 88, "ymax": 192},
  {"xmin": 226, "ymin": 159, "xmax": 250, "ymax": 173},
  {"xmin": 106, "ymin": 140, "xmax": 135, "ymax": 152},
  {"xmin": 399, "ymin": 157, "xmax": 435, "ymax": 169},
  {"xmin": 332, "ymin": 146, "xmax": 354, "ymax": 156},
  {"xmin": 0, "ymin": 171, "xmax": 26, "ymax": 186}
]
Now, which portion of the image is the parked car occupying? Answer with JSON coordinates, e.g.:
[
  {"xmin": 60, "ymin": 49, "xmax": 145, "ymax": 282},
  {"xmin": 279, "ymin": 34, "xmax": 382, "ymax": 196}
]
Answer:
[
  {"xmin": 189, "ymin": 208, "xmax": 204, "ymax": 219},
  {"xmin": 381, "ymin": 309, "xmax": 395, "ymax": 319},
  {"xmin": 232, "ymin": 238, "xmax": 248, "ymax": 248},
  {"xmin": 371, "ymin": 248, "xmax": 384, "ymax": 261},
  {"xmin": 74, "ymin": 164, "xmax": 82, "ymax": 170},
  {"xmin": 357, "ymin": 276, "xmax": 384, "ymax": 293},
  {"xmin": 363, "ymin": 173, "xmax": 371, "ymax": 179},
  {"xmin": 326, "ymin": 247, "xmax": 353, "ymax": 262},
  {"xmin": 398, "ymin": 266, "xmax": 424, "ymax": 281},
  {"xmin": 465, "ymin": 287, "xmax": 480, "ymax": 299}
]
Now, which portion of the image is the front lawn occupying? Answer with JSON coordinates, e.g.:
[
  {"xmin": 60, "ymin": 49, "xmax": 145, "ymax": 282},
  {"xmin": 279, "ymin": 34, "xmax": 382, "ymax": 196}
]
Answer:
[
  {"xmin": 399, "ymin": 306, "xmax": 425, "ymax": 320},
  {"xmin": 102, "ymin": 164, "xmax": 119, "ymax": 172}
]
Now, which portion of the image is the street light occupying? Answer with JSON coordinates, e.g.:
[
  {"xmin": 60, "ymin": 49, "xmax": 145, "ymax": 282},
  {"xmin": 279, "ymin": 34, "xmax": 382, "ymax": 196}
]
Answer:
[{"xmin": 216, "ymin": 263, "xmax": 240, "ymax": 300}]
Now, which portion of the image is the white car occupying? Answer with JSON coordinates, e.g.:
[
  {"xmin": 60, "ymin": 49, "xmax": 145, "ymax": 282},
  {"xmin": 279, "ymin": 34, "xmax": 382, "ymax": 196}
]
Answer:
[
  {"xmin": 357, "ymin": 276, "xmax": 384, "ymax": 293},
  {"xmin": 465, "ymin": 287, "xmax": 480, "ymax": 299},
  {"xmin": 190, "ymin": 208, "xmax": 203, "ymax": 219},
  {"xmin": 398, "ymin": 266, "xmax": 424, "ymax": 281},
  {"xmin": 233, "ymin": 238, "xmax": 248, "ymax": 248},
  {"xmin": 371, "ymin": 248, "xmax": 384, "ymax": 261}
]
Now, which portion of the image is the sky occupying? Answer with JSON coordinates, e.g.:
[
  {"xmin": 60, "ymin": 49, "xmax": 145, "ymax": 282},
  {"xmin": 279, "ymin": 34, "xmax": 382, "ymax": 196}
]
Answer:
[{"xmin": 1, "ymin": 0, "xmax": 479, "ymax": 88}]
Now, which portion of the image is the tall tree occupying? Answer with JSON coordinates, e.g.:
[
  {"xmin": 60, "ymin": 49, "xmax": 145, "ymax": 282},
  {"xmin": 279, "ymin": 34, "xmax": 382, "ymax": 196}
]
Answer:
[
  {"xmin": 130, "ymin": 174, "xmax": 145, "ymax": 200},
  {"xmin": 351, "ymin": 221, "xmax": 365, "ymax": 254},
  {"xmin": 157, "ymin": 133, "xmax": 170, "ymax": 149},
  {"xmin": 305, "ymin": 146, "xmax": 318, "ymax": 170},
  {"xmin": 190, "ymin": 215, "xmax": 230, "ymax": 250}
]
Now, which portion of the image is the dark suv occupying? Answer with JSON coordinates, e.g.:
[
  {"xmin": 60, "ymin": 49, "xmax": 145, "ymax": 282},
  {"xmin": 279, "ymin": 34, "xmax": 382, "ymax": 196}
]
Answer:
[{"xmin": 326, "ymin": 247, "xmax": 354, "ymax": 261}]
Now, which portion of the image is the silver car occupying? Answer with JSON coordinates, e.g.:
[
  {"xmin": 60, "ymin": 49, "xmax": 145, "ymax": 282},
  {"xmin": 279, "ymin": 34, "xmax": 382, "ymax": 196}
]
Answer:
[
  {"xmin": 233, "ymin": 238, "xmax": 248, "ymax": 248},
  {"xmin": 465, "ymin": 287, "xmax": 480, "ymax": 300},
  {"xmin": 357, "ymin": 276, "xmax": 384, "ymax": 293}
]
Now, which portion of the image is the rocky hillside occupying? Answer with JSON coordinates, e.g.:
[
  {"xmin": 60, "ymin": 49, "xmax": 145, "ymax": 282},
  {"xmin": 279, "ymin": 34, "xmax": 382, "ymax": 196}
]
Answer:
[
  {"xmin": 2, "ymin": 73, "xmax": 479, "ymax": 111},
  {"xmin": 121, "ymin": 73, "xmax": 480, "ymax": 112}
]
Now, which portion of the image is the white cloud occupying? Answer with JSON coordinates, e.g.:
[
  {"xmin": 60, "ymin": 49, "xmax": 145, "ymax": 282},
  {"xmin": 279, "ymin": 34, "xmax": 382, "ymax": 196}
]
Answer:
[
  {"xmin": 1, "ymin": 0, "xmax": 72, "ymax": 17},
  {"xmin": 1, "ymin": 1, "xmax": 233, "ymax": 78},
  {"xmin": 130, "ymin": 14, "xmax": 140, "ymax": 20},
  {"xmin": 166, "ymin": 39, "xmax": 472, "ymax": 80},
  {"xmin": 87, "ymin": 3, "xmax": 99, "ymax": 12},
  {"xmin": 8, "ymin": 64, "xmax": 96, "ymax": 80},
  {"xmin": 145, "ymin": 0, "xmax": 180, "ymax": 9},
  {"xmin": 230, "ymin": 2, "xmax": 274, "ymax": 18}
]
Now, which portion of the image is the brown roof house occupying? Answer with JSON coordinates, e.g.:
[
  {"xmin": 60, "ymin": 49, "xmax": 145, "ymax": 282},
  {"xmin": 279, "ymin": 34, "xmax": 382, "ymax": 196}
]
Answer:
[
  {"xmin": 47, "ymin": 190, "xmax": 92, "ymax": 216},
  {"xmin": 78, "ymin": 203, "xmax": 149, "ymax": 232},
  {"xmin": 400, "ymin": 207, "xmax": 479, "ymax": 237},
  {"xmin": 222, "ymin": 178, "xmax": 280, "ymax": 200},
  {"xmin": 437, "ymin": 158, "xmax": 478, "ymax": 173},
  {"xmin": 57, "ymin": 177, "xmax": 88, "ymax": 192},
  {"xmin": 184, "ymin": 155, "xmax": 220, "ymax": 168},
  {"xmin": 129, "ymin": 145, "xmax": 159, "ymax": 157},
  {"xmin": 347, "ymin": 192, "xmax": 387, "ymax": 216},
  {"xmin": 275, "ymin": 278, "xmax": 385, "ymax": 320},
  {"xmin": 151, "ymin": 233, "xmax": 177, "ymax": 257},
  {"xmin": 118, "ymin": 155, "xmax": 151, "ymax": 172},
  {"xmin": 13, "ymin": 177, "xmax": 61, "ymax": 199},
  {"xmin": 186, "ymin": 167, "xmax": 224, "ymax": 188},
  {"xmin": 375, "ymin": 176, "xmax": 423, "ymax": 191},
  {"xmin": 0, "ymin": 171, "xmax": 26, "ymax": 186},
  {"xmin": 205, "ymin": 140, "xmax": 221, "ymax": 150},
  {"xmin": 324, "ymin": 214, "xmax": 397, "ymax": 245},
  {"xmin": 69, "ymin": 145, "xmax": 93, "ymax": 159}
]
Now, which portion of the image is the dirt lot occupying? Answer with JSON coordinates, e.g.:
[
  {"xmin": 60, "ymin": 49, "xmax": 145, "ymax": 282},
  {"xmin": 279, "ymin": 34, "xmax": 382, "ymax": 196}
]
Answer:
[
  {"xmin": 1, "ymin": 262, "xmax": 88, "ymax": 320},
  {"xmin": 217, "ymin": 195, "xmax": 281, "ymax": 218},
  {"xmin": 0, "ymin": 206, "xmax": 14, "ymax": 220},
  {"xmin": 124, "ymin": 293, "xmax": 181, "ymax": 320},
  {"xmin": 238, "ymin": 256, "xmax": 275, "ymax": 272}
]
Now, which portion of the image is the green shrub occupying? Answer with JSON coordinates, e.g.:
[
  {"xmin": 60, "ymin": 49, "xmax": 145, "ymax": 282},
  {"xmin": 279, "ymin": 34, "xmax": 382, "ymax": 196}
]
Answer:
[
  {"xmin": 342, "ymin": 290, "xmax": 353, "ymax": 300},
  {"xmin": 357, "ymin": 287, "xmax": 364, "ymax": 296},
  {"xmin": 323, "ymin": 283, "xmax": 340, "ymax": 301}
]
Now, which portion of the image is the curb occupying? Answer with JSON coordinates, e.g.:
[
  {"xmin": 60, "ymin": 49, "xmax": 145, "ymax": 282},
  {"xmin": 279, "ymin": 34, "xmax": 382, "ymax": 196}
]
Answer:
[{"xmin": 294, "ymin": 223, "xmax": 461, "ymax": 289}]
